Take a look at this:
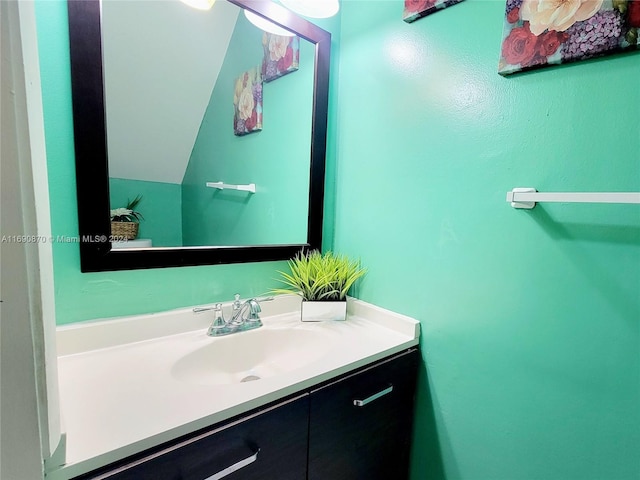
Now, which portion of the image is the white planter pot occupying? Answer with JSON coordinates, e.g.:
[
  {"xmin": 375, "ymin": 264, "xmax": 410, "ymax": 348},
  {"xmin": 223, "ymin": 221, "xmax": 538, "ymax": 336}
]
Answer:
[{"xmin": 301, "ymin": 300, "xmax": 347, "ymax": 322}]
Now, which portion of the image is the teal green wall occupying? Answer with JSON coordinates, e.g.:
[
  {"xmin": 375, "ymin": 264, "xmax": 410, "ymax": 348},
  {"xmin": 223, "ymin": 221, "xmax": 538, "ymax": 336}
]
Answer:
[
  {"xmin": 335, "ymin": 2, "xmax": 639, "ymax": 479},
  {"xmin": 109, "ymin": 178, "xmax": 183, "ymax": 247},
  {"xmin": 181, "ymin": 14, "xmax": 314, "ymax": 246},
  {"xmin": 34, "ymin": 0, "xmax": 316, "ymax": 325},
  {"xmin": 36, "ymin": 0, "xmax": 640, "ymax": 477}
]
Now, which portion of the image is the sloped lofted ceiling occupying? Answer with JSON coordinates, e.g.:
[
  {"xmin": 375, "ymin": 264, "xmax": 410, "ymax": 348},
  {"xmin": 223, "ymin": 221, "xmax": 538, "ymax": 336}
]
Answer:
[{"xmin": 102, "ymin": 0, "xmax": 240, "ymax": 184}]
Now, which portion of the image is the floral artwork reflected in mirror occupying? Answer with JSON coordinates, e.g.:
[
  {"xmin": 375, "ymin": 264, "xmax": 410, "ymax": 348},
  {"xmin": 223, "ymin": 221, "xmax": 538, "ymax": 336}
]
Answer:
[
  {"xmin": 233, "ymin": 67, "xmax": 263, "ymax": 136},
  {"xmin": 403, "ymin": 0, "xmax": 464, "ymax": 23},
  {"xmin": 499, "ymin": 0, "xmax": 640, "ymax": 75},
  {"xmin": 262, "ymin": 33, "xmax": 300, "ymax": 82}
]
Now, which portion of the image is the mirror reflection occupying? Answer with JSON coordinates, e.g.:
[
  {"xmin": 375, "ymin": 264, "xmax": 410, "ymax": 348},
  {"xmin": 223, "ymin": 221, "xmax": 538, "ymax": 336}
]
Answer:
[{"xmin": 102, "ymin": 0, "xmax": 314, "ymax": 248}]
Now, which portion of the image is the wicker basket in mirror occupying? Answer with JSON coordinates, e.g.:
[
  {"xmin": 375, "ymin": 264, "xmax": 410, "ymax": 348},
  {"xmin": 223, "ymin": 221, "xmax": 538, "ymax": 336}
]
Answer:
[{"xmin": 110, "ymin": 221, "xmax": 139, "ymax": 240}]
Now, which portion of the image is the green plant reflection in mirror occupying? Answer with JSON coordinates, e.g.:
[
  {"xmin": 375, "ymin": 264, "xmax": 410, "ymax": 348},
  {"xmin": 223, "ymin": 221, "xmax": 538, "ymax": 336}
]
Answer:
[{"xmin": 102, "ymin": 0, "xmax": 314, "ymax": 248}]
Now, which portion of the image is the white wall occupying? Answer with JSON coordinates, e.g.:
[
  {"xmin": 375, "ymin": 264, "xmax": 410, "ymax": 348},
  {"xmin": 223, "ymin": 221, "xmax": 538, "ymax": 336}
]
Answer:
[
  {"xmin": 0, "ymin": 1, "xmax": 62, "ymax": 478},
  {"xmin": 103, "ymin": 0, "xmax": 240, "ymax": 184}
]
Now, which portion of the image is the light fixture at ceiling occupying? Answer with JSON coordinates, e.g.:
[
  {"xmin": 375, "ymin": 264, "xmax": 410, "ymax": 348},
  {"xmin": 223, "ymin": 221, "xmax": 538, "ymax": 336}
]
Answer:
[
  {"xmin": 279, "ymin": 0, "xmax": 339, "ymax": 18},
  {"xmin": 179, "ymin": 0, "xmax": 215, "ymax": 11},
  {"xmin": 244, "ymin": 10, "xmax": 295, "ymax": 36}
]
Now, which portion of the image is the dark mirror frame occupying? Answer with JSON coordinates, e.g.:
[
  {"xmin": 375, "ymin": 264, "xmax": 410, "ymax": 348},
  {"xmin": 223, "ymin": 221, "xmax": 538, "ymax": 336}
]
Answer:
[{"xmin": 67, "ymin": 0, "xmax": 330, "ymax": 272}]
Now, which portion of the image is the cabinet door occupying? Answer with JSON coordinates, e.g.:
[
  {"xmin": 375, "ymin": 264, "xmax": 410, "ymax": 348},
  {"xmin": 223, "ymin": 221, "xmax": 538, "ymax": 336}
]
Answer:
[
  {"xmin": 308, "ymin": 349, "xmax": 420, "ymax": 480},
  {"xmin": 79, "ymin": 394, "xmax": 308, "ymax": 480}
]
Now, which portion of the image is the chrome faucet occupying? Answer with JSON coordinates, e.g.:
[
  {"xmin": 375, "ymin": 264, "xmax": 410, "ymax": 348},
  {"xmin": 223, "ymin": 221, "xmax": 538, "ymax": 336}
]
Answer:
[{"xmin": 194, "ymin": 294, "xmax": 272, "ymax": 337}]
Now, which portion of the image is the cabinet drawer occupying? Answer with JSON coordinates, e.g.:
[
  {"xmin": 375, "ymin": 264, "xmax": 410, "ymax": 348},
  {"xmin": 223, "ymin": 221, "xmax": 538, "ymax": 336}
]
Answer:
[
  {"xmin": 78, "ymin": 394, "xmax": 309, "ymax": 480},
  {"xmin": 308, "ymin": 349, "xmax": 420, "ymax": 480}
]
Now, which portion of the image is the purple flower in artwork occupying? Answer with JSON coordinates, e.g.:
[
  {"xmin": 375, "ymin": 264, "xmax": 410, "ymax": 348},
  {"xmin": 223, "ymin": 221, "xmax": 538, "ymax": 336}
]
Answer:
[
  {"xmin": 264, "ymin": 61, "xmax": 278, "ymax": 80},
  {"xmin": 252, "ymin": 82, "xmax": 263, "ymax": 104},
  {"xmin": 506, "ymin": 0, "xmax": 523, "ymax": 14},
  {"xmin": 236, "ymin": 118, "xmax": 246, "ymax": 133},
  {"xmin": 562, "ymin": 10, "xmax": 624, "ymax": 61}
]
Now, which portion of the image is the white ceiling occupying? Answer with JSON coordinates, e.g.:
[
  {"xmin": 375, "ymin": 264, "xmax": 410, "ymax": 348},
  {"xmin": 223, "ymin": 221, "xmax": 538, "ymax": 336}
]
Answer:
[{"xmin": 102, "ymin": 0, "xmax": 240, "ymax": 184}]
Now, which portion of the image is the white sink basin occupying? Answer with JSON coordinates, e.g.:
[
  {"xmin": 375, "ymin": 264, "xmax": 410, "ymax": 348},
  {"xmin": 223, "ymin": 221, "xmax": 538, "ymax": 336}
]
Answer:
[
  {"xmin": 54, "ymin": 297, "xmax": 420, "ymax": 480},
  {"xmin": 171, "ymin": 327, "xmax": 333, "ymax": 386}
]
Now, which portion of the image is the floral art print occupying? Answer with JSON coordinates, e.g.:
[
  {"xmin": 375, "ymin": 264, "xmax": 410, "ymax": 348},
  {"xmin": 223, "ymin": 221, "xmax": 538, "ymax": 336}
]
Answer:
[
  {"xmin": 262, "ymin": 33, "xmax": 300, "ymax": 82},
  {"xmin": 403, "ymin": 0, "xmax": 465, "ymax": 23},
  {"xmin": 499, "ymin": 0, "xmax": 640, "ymax": 75},
  {"xmin": 233, "ymin": 67, "xmax": 263, "ymax": 136}
]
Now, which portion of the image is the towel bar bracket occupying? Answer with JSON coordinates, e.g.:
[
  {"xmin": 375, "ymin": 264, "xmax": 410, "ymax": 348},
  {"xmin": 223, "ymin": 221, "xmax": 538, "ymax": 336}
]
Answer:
[{"xmin": 507, "ymin": 187, "xmax": 537, "ymax": 209}]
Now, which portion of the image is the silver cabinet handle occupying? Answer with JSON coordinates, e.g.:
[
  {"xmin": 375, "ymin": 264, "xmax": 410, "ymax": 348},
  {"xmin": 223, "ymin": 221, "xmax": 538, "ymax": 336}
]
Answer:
[
  {"xmin": 204, "ymin": 448, "xmax": 260, "ymax": 480},
  {"xmin": 353, "ymin": 385, "xmax": 393, "ymax": 407}
]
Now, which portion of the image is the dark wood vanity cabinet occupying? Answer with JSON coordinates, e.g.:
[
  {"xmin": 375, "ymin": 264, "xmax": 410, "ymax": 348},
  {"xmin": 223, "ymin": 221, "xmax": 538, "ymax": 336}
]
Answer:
[
  {"xmin": 74, "ymin": 349, "xmax": 419, "ymax": 480},
  {"xmin": 77, "ymin": 395, "xmax": 309, "ymax": 480},
  {"xmin": 308, "ymin": 348, "xmax": 420, "ymax": 480}
]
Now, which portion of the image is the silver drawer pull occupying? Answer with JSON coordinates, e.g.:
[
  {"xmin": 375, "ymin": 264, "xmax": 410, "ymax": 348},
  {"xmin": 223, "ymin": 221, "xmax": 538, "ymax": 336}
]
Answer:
[
  {"xmin": 353, "ymin": 385, "xmax": 393, "ymax": 407},
  {"xmin": 204, "ymin": 448, "xmax": 260, "ymax": 480}
]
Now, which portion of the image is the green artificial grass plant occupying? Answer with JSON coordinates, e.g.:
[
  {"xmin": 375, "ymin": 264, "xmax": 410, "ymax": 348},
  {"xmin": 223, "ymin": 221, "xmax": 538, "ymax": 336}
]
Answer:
[{"xmin": 273, "ymin": 250, "xmax": 366, "ymax": 301}]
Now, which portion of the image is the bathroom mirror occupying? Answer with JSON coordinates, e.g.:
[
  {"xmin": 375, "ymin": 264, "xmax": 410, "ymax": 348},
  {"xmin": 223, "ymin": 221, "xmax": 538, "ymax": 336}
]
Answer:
[{"xmin": 67, "ymin": 0, "xmax": 330, "ymax": 272}]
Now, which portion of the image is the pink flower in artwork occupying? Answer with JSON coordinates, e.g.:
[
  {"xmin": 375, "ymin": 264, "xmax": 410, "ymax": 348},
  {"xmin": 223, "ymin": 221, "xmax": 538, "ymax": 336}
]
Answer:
[
  {"xmin": 629, "ymin": 0, "xmax": 640, "ymax": 27},
  {"xmin": 277, "ymin": 46, "xmax": 294, "ymax": 73},
  {"xmin": 244, "ymin": 110, "xmax": 258, "ymax": 131},
  {"xmin": 536, "ymin": 29, "xmax": 569, "ymax": 57},
  {"xmin": 507, "ymin": 6, "xmax": 520, "ymax": 23},
  {"xmin": 233, "ymin": 67, "xmax": 262, "ymax": 135},
  {"xmin": 237, "ymin": 86, "xmax": 254, "ymax": 121},
  {"xmin": 501, "ymin": 22, "xmax": 538, "ymax": 65},
  {"xmin": 268, "ymin": 35, "xmax": 290, "ymax": 62},
  {"xmin": 404, "ymin": 0, "xmax": 436, "ymax": 15},
  {"xmin": 262, "ymin": 33, "xmax": 299, "ymax": 82},
  {"xmin": 502, "ymin": 21, "xmax": 570, "ymax": 67},
  {"xmin": 520, "ymin": 0, "xmax": 604, "ymax": 35}
]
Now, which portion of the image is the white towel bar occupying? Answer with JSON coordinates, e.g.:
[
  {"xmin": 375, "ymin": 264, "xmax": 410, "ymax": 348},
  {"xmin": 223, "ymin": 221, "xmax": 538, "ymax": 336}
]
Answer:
[
  {"xmin": 506, "ymin": 188, "xmax": 640, "ymax": 209},
  {"xmin": 206, "ymin": 182, "xmax": 256, "ymax": 193}
]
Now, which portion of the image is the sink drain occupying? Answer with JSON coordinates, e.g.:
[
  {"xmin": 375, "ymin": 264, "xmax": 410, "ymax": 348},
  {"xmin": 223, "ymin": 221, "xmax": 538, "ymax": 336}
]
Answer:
[{"xmin": 240, "ymin": 375, "xmax": 261, "ymax": 383}]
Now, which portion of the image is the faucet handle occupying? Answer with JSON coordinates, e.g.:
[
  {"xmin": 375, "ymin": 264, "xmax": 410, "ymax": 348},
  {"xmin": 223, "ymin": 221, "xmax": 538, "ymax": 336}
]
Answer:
[
  {"xmin": 207, "ymin": 303, "xmax": 227, "ymax": 336},
  {"xmin": 248, "ymin": 296, "xmax": 273, "ymax": 315},
  {"xmin": 212, "ymin": 303, "xmax": 225, "ymax": 324},
  {"xmin": 248, "ymin": 299, "xmax": 262, "ymax": 315},
  {"xmin": 232, "ymin": 293, "xmax": 242, "ymax": 311},
  {"xmin": 244, "ymin": 297, "xmax": 272, "ymax": 321}
]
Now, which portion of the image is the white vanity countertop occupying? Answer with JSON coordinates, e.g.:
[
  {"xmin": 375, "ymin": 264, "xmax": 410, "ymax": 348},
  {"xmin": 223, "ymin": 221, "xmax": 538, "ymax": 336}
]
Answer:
[{"xmin": 49, "ymin": 296, "xmax": 420, "ymax": 480}]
